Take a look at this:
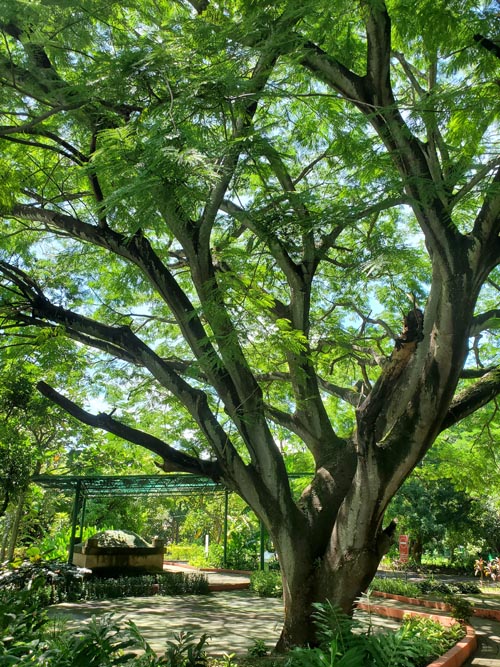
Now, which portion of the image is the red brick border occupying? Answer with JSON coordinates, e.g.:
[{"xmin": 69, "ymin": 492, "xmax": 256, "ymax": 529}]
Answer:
[{"xmin": 372, "ymin": 589, "xmax": 500, "ymax": 621}]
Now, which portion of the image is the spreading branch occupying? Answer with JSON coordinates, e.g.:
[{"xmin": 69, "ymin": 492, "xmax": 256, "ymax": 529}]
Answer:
[
  {"xmin": 441, "ymin": 368, "xmax": 500, "ymax": 431},
  {"xmin": 37, "ymin": 381, "xmax": 221, "ymax": 478}
]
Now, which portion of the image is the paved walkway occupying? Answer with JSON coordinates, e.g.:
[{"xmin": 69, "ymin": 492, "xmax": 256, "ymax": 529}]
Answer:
[
  {"xmin": 51, "ymin": 591, "xmax": 284, "ymax": 655},
  {"xmin": 50, "ymin": 590, "xmax": 402, "ymax": 657},
  {"xmin": 49, "ymin": 565, "xmax": 500, "ymax": 664}
]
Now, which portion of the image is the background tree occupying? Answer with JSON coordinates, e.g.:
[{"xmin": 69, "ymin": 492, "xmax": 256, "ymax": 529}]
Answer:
[
  {"xmin": 387, "ymin": 475, "xmax": 480, "ymax": 565},
  {"xmin": 0, "ymin": 0, "xmax": 499, "ymax": 648}
]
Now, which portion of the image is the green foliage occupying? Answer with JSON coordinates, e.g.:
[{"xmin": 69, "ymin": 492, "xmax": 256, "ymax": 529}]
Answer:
[
  {"xmin": 371, "ymin": 575, "xmax": 480, "ymax": 598},
  {"xmin": 160, "ymin": 631, "xmax": 208, "ymax": 667},
  {"xmin": 0, "ymin": 0, "xmax": 500, "ymax": 647},
  {"xmin": 416, "ymin": 578, "xmax": 457, "ymax": 596},
  {"xmin": 166, "ymin": 543, "xmax": 206, "ymax": 563},
  {"xmin": 0, "ymin": 572, "xmax": 211, "ymax": 667},
  {"xmin": 369, "ymin": 577, "xmax": 421, "ymax": 598},
  {"xmin": 0, "ymin": 578, "xmax": 49, "ymax": 660},
  {"xmin": 443, "ymin": 594, "xmax": 474, "ymax": 624},
  {"xmin": 286, "ymin": 602, "xmax": 464, "ymax": 667},
  {"xmin": 82, "ymin": 572, "xmax": 210, "ymax": 600},
  {"xmin": 0, "ymin": 560, "xmax": 210, "ymax": 605},
  {"xmin": 397, "ymin": 616, "xmax": 463, "ymax": 667},
  {"xmin": 247, "ymin": 638, "xmax": 269, "ymax": 657},
  {"xmin": 37, "ymin": 524, "xmax": 115, "ymax": 562},
  {"xmin": 42, "ymin": 613, "xmax": 139, "ymax": 666},
  {"xmin": 386, "ymin": 475, "xmax": 480, "ymax": 564},
  {"xmin": 0, "ymin": 560, "xmax": 88, "ymax": 606},
  {"xmin": 249, "ymin": 571, "xmax": 283, "ymax": 598}
]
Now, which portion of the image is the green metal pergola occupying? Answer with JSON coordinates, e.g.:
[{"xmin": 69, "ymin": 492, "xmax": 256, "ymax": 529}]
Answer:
[{"xmin": 32, "ymin": 473, "xmax": 311, "ymax": 569}]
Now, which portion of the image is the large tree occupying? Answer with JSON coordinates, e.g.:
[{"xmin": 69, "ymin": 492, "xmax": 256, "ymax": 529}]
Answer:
[{"xmin": 0, "ymin": 0, "xmax": 499, "ymax": 648}]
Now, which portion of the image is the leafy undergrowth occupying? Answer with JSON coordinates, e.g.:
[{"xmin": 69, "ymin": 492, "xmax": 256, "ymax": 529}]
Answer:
[
  {"xmin": 0, "ymin": 559, "xmax": 210, "ymax": 605},
  {"xmin": 283, "ymin": 603, "xmax": 464, "ymax": 667},
  {"xmin": 370, "ymin": 575, "xmax": 481, "ymax": 598},
  {"xmin": 0, "ymin": 581, "xmax": 465, "ymax": 667}
]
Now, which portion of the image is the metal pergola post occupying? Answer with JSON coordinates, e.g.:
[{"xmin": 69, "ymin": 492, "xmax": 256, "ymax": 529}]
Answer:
[
  {"xmin": 223, "ymin": 489, "xmax": 229, "ymax": 568},
  {"xmin": 68, "ymin": 479, "xmax": 82, "ymax": 565},
  {"xmin": 260, "ymin": 520, "xmax": 265, "ymax": 570},
  {"xmin": 79, "ymin": 495, "xmax": 87, "ymax": 543}
]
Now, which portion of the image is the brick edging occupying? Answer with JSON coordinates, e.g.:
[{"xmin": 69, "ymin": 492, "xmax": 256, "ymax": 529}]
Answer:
[
  {"xmin": 372, "ymin": 590, "xmax": 500, "ymax": 621},
  {"xmin": 357, "ymin": 602, "xmax": 477, "ymax": 667}
]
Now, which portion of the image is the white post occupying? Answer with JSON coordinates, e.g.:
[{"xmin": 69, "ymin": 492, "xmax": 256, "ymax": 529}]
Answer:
[{"xmin": 205, "ymin": 534, "xmax": 209, "ymax": 557}]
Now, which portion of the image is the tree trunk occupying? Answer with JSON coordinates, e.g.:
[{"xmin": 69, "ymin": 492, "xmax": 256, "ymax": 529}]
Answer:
[
  {"xmin": 7, "ymin": 490, "xmax": 26, "ymax": 561},
  {"xmin": 410, "ymin": 537, "xmax": 423, "ymax": 564},
  {"xmin": 274, "ymin": 536, "xmax": 384, "ymax": 650},
  {"xmin": 0, "ymin": 514, "xmax": 11, "ymax": 562}
]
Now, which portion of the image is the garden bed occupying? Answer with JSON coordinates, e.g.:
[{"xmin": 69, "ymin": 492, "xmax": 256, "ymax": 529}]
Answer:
[
  {"xmin": 372, "ymin": 589, "xmax": 500, "ymax": 621},
  {"xmin": 358, "ymin": 601, "xmax": 476, "ymax": 667}
]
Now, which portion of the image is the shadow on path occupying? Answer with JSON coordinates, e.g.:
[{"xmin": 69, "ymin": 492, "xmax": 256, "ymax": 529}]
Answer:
[{"xmin": 50, "ymin": 591, "xmax": 284, "ymax": 656}]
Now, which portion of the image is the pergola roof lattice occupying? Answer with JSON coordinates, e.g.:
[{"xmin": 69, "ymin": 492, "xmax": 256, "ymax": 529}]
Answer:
[{"xmin": 32, "ymin": 474, "xmax": 224, "ymax": 498}]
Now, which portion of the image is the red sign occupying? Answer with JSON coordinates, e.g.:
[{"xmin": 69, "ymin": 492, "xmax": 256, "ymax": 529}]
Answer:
[{"xmin": 399, "ymin": 535, "xmax": 409, "ymax": 562}]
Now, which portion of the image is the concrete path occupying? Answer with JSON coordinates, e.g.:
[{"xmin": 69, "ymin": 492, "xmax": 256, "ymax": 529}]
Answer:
[
  {"xmin": 51, "ymin": 591, "xmax": 284, "ymax": 655},
  {"xmin": 50, "ymin": 591, "xmax": 404, "ymax": 657},
  {"xmin": 49, "ymin": 565, "xmax": 500, "ymax": 664},
  {"xmin": 463, "ymin": 615, "xmax": 500, "ymax": 666}
]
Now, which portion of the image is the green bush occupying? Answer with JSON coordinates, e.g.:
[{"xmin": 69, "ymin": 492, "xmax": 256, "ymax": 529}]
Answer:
[
  {"xmin": 0, "ymin": 580, "xmax": 211, "ymax": 667},
  {"xmin": 83, "ymin": 571, "xmax": 210, "ymax": 599},
  {"xmin": 188, "ymin": 543, "xmax": 224, "ymax": 569},
  {"xmin": 249, "ymin": 570, "xmax": 283, "ymax": 598},
  {"xmin": 0, "ymin": 579, "xmax": 50, "ymax": 661},
  {"xmin": 370, "ymin": 576, "xmax": 480, "ymax": 599},
  {"xmin": 0, "ymin": 560, "xmax": 89, "ymax": 604},
  {"xmin": 1, "ymin": 604, "xmax": 209, "ymax": 666},
  {"xmin": 369, "ymin": 577, "xmax": 421, "ymax": 598},
  {"xmin": 455, "ymin": 581, "xmax": 481, "ymax": 594},
  {"xmin": 443, "ymin": 594, "xmax": 474, "ymax": 624},
  {"xmin": 398, "ymin": 615, "xmax": 463, "ymax": 667},
  {"xmin": 0, "ymin": 561, "xmax": 210, "ymax": 604},
  {"xmin": 165, "ymin": 543, "xmax": 206, "ymax": 562},
  {"xmin": 417, "ymin": 578, "xmax": 459, "ymax": 596},
  {"xmin": 285, "ymin": 602, "xmax": 464, "ymax": 667}
]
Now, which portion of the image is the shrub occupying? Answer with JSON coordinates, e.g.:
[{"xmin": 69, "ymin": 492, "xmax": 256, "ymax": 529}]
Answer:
[
  {"xmin": 0, "ymin": 560, "xmax": 89, "ymax": 604},
  {"xmin": 247, "ymin": 638, "xmax": 269, "ymax": 657},
  {"xmin": 417, "ymin": 578, "xmax": 459, "ymax": 596},
  {"xmin": 369, "ymin": 577, "xmax": 421, "ymax": 598},
  {"xmin": 0, "ymin": 578, "xmax": 49, "ymax": 660},
  {"xmin": 370, "ymin": 576, "xmax": 480, "ymax": 599},
  {"xmin": 80, "ymin": 571, "xmax": 210, "ymax": 599},
  {"xmin": 0, "ymin": 581, "xmax": 211, "ymax": 667},
  {"xmin": 0, "ymin": 561, "xmax": 210, "ymax": 604},
  {"xmin": 250, "ymin": 570, "xmax": 283, "ymax": 598},
  {"xmin": 165, "ymin": 543, "xmax": 206, "ymax": 563},
  {"xmin": 444, "ymin": 594, "xmax": 474, "ymax": 624},
  {"xmin": 398, "ymin": 615, "xmax": 463, "ymax": 667},
  {"xmin": 454, "ymin": 581, "xmax": 481, "ymax": 594},
  {"xmin": 285, "ymin": 602, "xmax": 464, "ymax": 667}
]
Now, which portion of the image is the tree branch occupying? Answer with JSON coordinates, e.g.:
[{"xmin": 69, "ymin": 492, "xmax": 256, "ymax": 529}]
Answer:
[
  {"xmin": 36, "ymin": 381, "xmax": 221, "ymax": 478},
  {"xmin": 0, "ymin": 259, "xmax": 247, "ymax": 475},
  {"xmin": 474, "ymin": 34, "xmax": 500, "ymax": 60},
  {"xmin": 441, "ymin": 368, "xmax": 500, "ymax": 431},
  {"xmin": 470, "ymin": 309, "xmax": 500, "ymax": 337}
]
